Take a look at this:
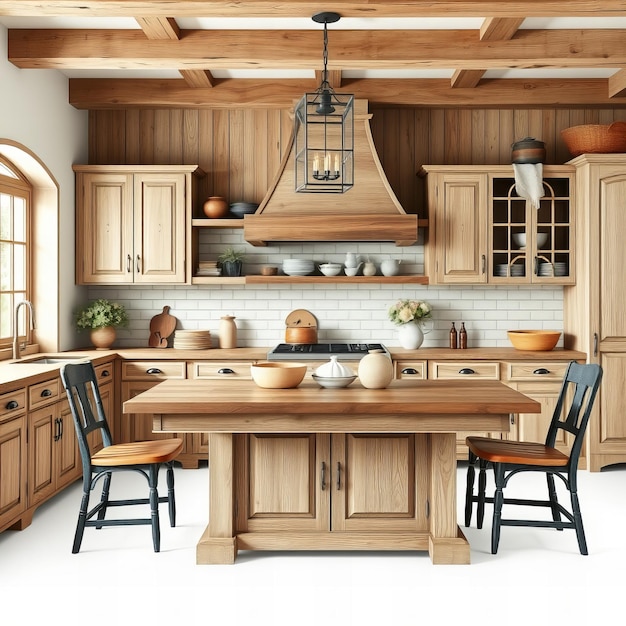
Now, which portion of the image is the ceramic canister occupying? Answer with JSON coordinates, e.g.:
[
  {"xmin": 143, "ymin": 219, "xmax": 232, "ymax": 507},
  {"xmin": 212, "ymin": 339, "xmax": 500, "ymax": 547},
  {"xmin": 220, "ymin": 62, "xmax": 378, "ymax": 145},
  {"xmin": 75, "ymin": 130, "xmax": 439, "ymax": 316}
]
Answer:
[{"xmin": 358, "ymin": 350, "xmax": 394, "ymax": 389}]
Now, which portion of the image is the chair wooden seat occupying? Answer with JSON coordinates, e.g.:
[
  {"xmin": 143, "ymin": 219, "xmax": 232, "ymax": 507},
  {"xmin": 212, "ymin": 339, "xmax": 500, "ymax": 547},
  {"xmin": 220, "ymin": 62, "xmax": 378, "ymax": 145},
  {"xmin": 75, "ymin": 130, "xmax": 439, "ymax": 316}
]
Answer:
[
  {"xmin": 464, "ymin": 361, "xmax": 602, "ymax": 555},
  {"xmin": 92, "ymin": 438, "xmax": 184, "ymax": 467},
  {"xmin": 60, "ymin": 361, "xmax": 183, "ymax": 553},
  {"xmin": 466, "ymin": 437, "xmax": 569, "ymax": 467}
]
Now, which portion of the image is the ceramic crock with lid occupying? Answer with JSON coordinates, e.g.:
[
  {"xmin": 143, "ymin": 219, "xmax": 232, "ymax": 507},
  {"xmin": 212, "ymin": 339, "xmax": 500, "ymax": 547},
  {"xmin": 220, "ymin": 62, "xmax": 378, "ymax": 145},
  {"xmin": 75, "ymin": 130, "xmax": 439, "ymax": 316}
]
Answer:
[{"xmin": 315, "ymin": 355, "xmax": 355, "ymax": 378}]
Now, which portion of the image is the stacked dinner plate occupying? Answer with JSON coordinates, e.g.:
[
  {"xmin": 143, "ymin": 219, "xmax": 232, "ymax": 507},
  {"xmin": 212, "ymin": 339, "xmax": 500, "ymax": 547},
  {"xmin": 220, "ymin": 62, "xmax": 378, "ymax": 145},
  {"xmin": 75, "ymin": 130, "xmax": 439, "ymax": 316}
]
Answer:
[
  {"xmin": 495, "ymin": 264, "xmax": 525, "ymax": 277},
  {"xmin": 553, "ymin": 262, "xmax": 568, "ymax": 277},
  {"xmin": 282, "ymin": 258, "xmax": 315, "ymax": 276},
  {"xmin": 173, "ymin": 330, "xmax": 212, "ymax": 349},
  {"xmin": 538, "ymin": 263, "xmax": 554, "ymax": 277}
]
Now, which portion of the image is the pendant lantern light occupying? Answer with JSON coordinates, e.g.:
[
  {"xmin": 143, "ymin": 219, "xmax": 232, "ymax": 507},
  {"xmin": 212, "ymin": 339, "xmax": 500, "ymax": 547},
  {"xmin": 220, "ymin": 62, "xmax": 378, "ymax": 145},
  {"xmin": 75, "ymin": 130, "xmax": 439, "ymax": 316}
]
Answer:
[{"xmin": 294, "ymin": 12, "xmax": 354, "ymax": 193}]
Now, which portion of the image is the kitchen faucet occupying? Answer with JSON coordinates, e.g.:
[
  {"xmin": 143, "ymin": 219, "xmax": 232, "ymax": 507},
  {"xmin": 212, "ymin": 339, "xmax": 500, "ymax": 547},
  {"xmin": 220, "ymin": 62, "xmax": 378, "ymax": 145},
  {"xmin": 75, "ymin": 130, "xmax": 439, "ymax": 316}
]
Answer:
[{"xmin": 12, "ymin": 300, "xmax": 36, "ymax": 360}]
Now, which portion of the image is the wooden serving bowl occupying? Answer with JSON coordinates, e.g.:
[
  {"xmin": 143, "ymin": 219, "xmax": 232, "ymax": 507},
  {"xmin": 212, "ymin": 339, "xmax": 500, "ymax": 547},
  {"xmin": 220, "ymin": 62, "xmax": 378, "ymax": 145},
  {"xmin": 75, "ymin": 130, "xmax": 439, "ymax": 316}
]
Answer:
[
  {"xmin": 250, "ymin": 362, "xmax": 307, "ymax": 388},
  {"xmin": 507, "ymin": 330, "xmax": 561, "ymax": 351}
]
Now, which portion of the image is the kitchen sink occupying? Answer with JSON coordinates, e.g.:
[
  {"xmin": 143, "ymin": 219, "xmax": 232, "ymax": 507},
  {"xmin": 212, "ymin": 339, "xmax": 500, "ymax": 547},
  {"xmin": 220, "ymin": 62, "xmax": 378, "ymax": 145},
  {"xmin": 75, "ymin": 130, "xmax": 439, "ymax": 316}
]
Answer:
[{"xmin": 15, "ymin": 356, "xmax": 86, "ymax": 365}]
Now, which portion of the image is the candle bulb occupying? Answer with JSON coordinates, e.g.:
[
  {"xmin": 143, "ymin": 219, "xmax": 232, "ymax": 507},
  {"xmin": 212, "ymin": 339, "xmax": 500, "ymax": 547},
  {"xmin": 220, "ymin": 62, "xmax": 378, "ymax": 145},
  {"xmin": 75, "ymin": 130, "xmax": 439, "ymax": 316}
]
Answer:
[
  {"xmin": 334, "ymin": 153, "xmax": 340, "ymax": 173},
  {"xmin": 324, "ymin": 153, "xmax": 330, "ymax": 172},
  {"xmin": 313, "ymin": 153, "xmax": 320, "ymax": 173}
]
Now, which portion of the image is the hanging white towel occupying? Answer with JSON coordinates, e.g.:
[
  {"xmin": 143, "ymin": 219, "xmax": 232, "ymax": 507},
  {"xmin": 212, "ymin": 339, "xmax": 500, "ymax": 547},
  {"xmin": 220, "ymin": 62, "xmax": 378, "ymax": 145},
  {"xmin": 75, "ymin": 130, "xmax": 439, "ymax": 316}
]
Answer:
[{"xmin": 513, "ymin": 163, "xmax": 543, "ymax": 209}]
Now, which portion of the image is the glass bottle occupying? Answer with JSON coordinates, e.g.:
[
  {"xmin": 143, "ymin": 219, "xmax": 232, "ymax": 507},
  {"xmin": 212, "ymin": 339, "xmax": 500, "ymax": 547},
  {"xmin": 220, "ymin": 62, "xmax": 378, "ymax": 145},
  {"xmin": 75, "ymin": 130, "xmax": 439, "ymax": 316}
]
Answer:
[
  {"xmin": 459, "ymin": 322, "xmax": 467, "ymax": 349},
  {"xmin": 449, "ymin": 322, "xmax": 458, "ymax": 349}
]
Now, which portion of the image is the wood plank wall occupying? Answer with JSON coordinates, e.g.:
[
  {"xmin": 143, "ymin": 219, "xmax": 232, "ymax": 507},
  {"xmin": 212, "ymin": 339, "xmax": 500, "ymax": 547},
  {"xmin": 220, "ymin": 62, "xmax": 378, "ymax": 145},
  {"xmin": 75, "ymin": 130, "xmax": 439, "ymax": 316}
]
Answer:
[{"xmin": 88, "ymin": 107, "xmax": 626, "ymax": 215}]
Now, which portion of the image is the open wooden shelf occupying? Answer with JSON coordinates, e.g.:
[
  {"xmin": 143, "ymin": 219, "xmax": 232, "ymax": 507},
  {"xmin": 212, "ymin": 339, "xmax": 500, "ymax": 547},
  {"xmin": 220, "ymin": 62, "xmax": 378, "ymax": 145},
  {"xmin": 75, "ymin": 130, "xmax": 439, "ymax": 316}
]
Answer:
[{"xmin": 191, "ymin": 275, "xmax": 429, "ymax": 285}]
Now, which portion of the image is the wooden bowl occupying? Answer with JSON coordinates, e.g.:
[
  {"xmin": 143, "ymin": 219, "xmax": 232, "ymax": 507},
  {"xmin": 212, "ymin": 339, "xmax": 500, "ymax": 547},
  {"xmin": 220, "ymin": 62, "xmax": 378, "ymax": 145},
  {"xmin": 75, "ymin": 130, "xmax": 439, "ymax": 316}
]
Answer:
[
  {"xmin": 507, "ymin": 330, "xmax": 561, "ymax": 351},
  {"xmin": 250, "ymin": 362, "xmax": 307, "ymax": 388}
]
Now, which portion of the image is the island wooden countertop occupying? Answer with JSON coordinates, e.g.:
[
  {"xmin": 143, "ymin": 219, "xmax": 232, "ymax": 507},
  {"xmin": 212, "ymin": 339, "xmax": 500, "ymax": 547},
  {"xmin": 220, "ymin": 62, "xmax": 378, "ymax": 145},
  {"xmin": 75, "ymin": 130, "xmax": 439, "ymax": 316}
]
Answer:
[{"xmin": 123, "ymin": 378, "xmax": 540, "ymax": 434}]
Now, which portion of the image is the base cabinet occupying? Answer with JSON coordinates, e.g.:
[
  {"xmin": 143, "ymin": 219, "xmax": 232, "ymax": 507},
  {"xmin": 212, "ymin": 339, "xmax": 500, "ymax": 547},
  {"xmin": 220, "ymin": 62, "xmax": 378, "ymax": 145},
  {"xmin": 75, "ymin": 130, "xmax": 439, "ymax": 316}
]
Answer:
[
  {"xmin": 234, "ymin": 433, "xmax": 423, "ymax": 536},
  {"xmin": 0, "ymin": 388, "xmax": 27, "ymax": 532}
]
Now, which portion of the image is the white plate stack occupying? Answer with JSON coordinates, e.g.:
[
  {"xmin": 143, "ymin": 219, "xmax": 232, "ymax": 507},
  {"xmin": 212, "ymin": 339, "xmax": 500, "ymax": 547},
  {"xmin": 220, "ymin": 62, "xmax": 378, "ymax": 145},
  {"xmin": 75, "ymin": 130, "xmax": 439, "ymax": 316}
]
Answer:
[
  {"xmin": 282, "ymin": 258, "xmax": 315, "ymax": 276},
  {"xmin": 538, "ymin": 263, "xmax": 554, "ymax": 277},
  {"xmin": 173, "ymin": 330, "xmax": 212, "ymax": 349},
  {"xmin": 495, "ymin": 264, "xmax": 524, "ymax": 277},
  {"xmin": 553, "ymin": 262, "xmax": 568, "ymax": 277}
]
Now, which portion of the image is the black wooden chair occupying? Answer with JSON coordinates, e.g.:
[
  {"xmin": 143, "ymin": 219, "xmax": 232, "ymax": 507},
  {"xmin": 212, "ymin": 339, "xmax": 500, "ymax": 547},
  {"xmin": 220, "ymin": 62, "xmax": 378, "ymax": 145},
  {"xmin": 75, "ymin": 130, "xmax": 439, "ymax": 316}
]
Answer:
[
  {"xmin": 60, "ymin": 361, "xmax": 183, "ymax": 553},
  {"xmin": 464, "ymin": 361, "xmax": 602, "ymax": 555}
]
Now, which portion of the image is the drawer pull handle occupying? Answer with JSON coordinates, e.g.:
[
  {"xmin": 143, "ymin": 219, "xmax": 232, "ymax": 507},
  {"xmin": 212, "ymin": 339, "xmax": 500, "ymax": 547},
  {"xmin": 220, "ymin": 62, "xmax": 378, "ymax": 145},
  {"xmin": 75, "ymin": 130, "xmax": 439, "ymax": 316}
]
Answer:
[
  {"xmin": 320, "ymin": 461, "xmax": 326, "ymax": 491},
  {"xmin": 101, "ymin": 369, "xmax": 111, "ymax": 377},
  {"xmin": 217, "ymin": 368, "xmax": 235, "ymax": 375},
  {"xmin": 401, "ymin": 367, "xmax": 419, "ymax": 375},
  {"xmin": 40, "ymin": 388, "xmax": 53, "ymax": 398},
  {"xmin": 54, "ymin": 417, "xmax": 61, "ymax": 442},
  {"xmin": 336, "ymin": 462, "xmax": 342, "ymax": 491},
  {"xmin": 126, "ymin": 254, "xmax": 131, "ymax": 273},
  {"xmin": 533, "ymin": 368, "xmax": 550, "ymax": 375},
  {"xmin": 5, "ymin": 400, "xmax": 19, "ymax": 410},
  {"xmin": 146, "ymin": 368, "xmax": 163, "ymax": 375},
  {"xmin": 459, "ymin": 368, "xmax": 475, "ymax": 375}
]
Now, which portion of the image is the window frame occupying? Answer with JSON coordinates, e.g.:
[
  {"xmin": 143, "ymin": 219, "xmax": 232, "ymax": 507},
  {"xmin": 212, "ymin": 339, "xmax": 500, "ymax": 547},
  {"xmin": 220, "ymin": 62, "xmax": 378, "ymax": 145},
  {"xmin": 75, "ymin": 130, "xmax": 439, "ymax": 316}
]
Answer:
[{"xmin": 0, "ymin": 155, "xmax": 33, "ymax": 351}]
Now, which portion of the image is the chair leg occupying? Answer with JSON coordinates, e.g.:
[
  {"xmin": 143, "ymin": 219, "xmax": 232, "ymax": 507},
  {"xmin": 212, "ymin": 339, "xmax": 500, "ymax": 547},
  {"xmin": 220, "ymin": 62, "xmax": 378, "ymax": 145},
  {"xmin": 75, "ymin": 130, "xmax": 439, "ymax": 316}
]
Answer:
[
  {"xmin": 491, "ymin": 463, "xmax": 505, "ymax": 554},
  {"xmin": 464, "ymin": 451, "xmax": 476, "ymax": 527},
  {"xmin": 477, "ymin": 459, "xmax": 488, "ymax": 529},
  {"xmin": 72, "ymin": 484, "xmax": 90, "ymax": 554},
  {"xmin": 166, "ymin": 462, "xmax": 176, "ymax": 527},
  {"xmin": 570, "ymin": 487, "xmax": 588, "ymax": 555},
  {"xmin": 546, "ymin": 473, "xmax": 562, "ymax": 531},
  {"xmin": 149, "ymin": 465, "xmax": 161, "ymax": 552},
  {"xmin": 95, "ymin": 472, "xmax": 112, "ymax": 530}
]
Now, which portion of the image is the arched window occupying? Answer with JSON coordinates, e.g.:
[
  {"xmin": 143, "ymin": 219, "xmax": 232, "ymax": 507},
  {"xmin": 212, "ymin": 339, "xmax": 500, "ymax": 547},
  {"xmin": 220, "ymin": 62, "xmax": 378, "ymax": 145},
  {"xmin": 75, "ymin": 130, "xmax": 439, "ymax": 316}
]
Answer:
[{"xmin": 0, "ymin": 156, "xmax": 33, "ymax": 350}]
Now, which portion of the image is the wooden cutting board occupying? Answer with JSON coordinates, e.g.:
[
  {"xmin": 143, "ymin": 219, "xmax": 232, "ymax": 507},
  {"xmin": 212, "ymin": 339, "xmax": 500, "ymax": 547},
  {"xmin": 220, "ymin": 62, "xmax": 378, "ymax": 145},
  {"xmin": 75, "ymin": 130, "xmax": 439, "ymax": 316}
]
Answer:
[{"xmin": 149, "ymin": 305, "xmax": 177, "ymax": 348}]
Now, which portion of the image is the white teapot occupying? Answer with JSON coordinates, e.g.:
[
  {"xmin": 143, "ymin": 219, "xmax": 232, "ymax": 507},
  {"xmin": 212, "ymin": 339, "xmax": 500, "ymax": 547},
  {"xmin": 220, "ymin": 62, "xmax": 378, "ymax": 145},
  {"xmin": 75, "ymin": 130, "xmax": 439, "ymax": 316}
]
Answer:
[
  {"xmin": 344, "ymin": 252, "xmax": 361, "ymax": 268},
  {"xmin": 381, "ymin": 258, "xmax": 401, "ymax": 276},
  {"xmin": 315, "ymin": 355, "xmax": 355, "ymax": 378}
]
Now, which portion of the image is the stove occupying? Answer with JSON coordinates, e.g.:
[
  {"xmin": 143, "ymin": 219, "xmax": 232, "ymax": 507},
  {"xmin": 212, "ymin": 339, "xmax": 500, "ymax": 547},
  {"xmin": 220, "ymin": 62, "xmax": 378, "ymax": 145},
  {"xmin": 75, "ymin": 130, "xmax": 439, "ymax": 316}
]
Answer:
[{"xmin": 267, "ymin": 343, "xmax": 389, "ymax": 361}]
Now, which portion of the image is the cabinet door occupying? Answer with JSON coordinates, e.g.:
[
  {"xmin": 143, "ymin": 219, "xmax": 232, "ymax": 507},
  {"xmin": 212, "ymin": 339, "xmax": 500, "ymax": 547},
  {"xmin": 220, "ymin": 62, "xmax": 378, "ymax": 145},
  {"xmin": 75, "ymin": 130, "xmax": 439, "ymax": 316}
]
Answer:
[
  {"xmin": 0, "ymin": 414, "xmax": 27, "ymax": 530},
  {"xmin": 77, "ymin": 172, "xmax": 134, "ymax": 284},
  {"xmin": 134, "ymin": 173, "xmax": 186, "ymax": 283},
  {"xmin": 432, "ymin": 173, "xmax": 487, "ymax": 284},
  {"xmin": 55, "ymin": 398, "xmax": 81, "ymax": 490},
  {"xmin": 28, "ymin": 404, "xmax": 57, "ymax": 506},
  {"xmin": 235, "ymin": 433, "xmax": 330, "ymax": 533},
  {"xmin": 331, "ymin": 434, "xmax": 421, "ymax": 533}
]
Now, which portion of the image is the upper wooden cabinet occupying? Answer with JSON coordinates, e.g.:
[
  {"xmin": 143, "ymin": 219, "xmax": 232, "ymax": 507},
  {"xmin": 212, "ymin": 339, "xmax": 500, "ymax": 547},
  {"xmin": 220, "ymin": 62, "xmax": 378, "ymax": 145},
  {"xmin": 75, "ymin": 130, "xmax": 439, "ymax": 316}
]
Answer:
[
  {"xmin": 74, "ymin": 165, "xmax": 204, "ymax": 285},
  {"xmin": 421, "ymin": 165, "xmax": 575, "ymax": 286}
]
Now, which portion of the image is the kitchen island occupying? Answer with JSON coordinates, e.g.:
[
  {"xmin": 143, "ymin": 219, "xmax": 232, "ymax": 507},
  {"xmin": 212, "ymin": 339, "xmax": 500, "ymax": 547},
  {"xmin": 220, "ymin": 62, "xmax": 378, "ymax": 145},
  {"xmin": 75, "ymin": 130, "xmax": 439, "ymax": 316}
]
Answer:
[{"xmin": 123, "ymin": 378, "xmax": 540, "ymax": 565}]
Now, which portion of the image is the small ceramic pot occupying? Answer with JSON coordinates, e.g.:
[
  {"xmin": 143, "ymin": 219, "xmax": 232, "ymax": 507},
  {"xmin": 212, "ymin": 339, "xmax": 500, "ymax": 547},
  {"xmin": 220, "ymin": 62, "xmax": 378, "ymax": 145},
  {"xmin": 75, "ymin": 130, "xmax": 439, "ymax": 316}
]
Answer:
[{"xmin": 203, "ymin": 196, "xmax": 229, "ymax": 219}]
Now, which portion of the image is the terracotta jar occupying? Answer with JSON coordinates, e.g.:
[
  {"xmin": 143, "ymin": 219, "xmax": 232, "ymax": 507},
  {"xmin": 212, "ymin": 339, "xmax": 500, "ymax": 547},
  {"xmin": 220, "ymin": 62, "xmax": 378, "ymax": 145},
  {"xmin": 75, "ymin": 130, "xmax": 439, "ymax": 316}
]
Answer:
[
  {"xmin": 203, "ymin": 196, "xmax": 229, "ymax": 219},
  {"xmin": 358, "ymin": 349, "xmax": 394, "ymax": 389}
]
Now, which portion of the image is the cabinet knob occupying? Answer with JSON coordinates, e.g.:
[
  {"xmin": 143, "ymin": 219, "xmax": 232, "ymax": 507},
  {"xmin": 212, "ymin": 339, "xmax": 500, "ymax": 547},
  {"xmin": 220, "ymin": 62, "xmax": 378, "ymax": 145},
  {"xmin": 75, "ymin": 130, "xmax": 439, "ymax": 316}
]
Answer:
[
  {"xmin": 532, "ymin": 368, "xmax": 550, "ymax": 375},
  {"xmin": 41, "ymin": 388, "xmax": 52, "ymax": 398},
  {"xmin": 217, "ymin": 368, "xmax": 235, "ymax": 375},
  {"xmin": 5, "ymin": 400, "xmax": 19, "ymax": 410},
  {"xmin": 146, "ymin": 368, "xmax": 163, "ymax": 375},
  {"xmin": 401, "ymin": 367, "xmax": 419, "ymax": 375},
  {"xmin": 458, "ymin": 368, "xmax": 475, "ymax": 375},
  {"xmin": 101, "ymin": 369, "xmax": 111, "ymax": 377}
]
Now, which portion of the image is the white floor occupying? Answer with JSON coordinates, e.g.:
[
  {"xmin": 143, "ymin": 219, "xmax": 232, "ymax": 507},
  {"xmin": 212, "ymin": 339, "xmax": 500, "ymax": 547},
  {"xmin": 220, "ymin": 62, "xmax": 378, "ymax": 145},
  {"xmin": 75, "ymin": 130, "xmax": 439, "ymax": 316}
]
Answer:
[{"xmin": 1, "ymin": 463, "xmax": 624, "ymax": 625}]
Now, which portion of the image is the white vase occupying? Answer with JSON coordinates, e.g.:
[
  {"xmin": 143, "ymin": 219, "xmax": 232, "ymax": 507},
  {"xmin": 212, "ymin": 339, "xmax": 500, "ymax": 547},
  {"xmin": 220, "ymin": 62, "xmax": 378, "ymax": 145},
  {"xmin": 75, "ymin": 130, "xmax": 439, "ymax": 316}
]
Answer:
[{"xmin": 397, "ymin": 322, "xmax": 424, "ymax": 350}]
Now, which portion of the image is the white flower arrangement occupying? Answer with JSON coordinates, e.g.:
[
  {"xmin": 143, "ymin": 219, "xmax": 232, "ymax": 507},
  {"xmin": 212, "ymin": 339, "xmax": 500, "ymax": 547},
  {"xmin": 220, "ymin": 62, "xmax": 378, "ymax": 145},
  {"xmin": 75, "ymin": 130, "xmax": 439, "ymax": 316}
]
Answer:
[{"xmin": 388, "ymin": 299, "xmax": 432, "ymax": 326}]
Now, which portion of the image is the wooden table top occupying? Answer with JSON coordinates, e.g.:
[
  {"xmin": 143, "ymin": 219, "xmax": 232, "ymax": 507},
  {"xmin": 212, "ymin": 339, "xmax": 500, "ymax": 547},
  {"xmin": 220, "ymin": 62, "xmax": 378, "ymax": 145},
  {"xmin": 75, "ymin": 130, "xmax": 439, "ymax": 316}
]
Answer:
[{"xmin": 124, "ymin": 378, "xmax": 540, "ymax": 417}]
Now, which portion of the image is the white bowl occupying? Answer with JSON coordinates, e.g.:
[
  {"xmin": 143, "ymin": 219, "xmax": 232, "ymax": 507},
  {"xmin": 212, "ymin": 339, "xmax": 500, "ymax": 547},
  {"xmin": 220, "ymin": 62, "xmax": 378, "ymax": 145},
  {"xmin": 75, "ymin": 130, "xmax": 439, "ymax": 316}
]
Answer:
[
  {"xmin": 319, "ymin": 264, "xmax": 342, "ymax": 276},
  {"xmin": 312, "ymin": 374, "xmax": 357, "ymax": 388},
  {"xmin": 344, "ymin": 267, "xmax": 359, "ymax": 276},
  {"xmin": 512, "ymin": 232, "xmax": 548, "ymax": 249}
]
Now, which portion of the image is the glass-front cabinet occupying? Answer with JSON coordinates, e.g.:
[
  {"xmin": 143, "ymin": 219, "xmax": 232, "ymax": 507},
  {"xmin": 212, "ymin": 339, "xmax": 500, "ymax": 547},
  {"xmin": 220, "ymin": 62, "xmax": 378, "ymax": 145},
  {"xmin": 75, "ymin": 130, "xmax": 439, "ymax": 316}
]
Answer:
[
  {"xmin": 421, "ymin": 165, "xmax": 575, "ymax": 286},
  {"xmin": 490, "ymin": 173, "xmax": 574, "ymax": 284}
]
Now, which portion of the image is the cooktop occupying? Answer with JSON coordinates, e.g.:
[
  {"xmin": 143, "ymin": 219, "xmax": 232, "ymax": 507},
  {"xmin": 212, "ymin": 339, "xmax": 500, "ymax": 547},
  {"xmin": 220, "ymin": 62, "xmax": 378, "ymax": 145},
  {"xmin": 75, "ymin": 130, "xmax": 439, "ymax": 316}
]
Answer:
[{"xmin": 267, "ymin": 343, "xmax": 388, "ymax": 361}]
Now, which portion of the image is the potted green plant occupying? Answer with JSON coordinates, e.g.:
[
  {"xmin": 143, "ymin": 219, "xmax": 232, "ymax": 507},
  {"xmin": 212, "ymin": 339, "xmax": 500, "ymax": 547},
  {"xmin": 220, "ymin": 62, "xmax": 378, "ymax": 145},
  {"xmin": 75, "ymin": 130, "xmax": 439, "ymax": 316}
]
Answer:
[
  {"xmin": 75, "ymin": 298, "xmax": 129, "ymax": 349},
  {"xmin": 218, "ymin": 247, "xmax": 245, "ymax": 277}
]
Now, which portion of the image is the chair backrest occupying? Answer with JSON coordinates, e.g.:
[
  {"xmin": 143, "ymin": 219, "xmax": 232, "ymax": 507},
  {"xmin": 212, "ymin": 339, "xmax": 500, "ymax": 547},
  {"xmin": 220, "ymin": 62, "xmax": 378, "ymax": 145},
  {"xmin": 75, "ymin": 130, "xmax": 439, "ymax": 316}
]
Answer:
[
  {"xmin": 546, "ymin": 361, "xmax": 603, "ymax": 465},
  {"xmin": 60, "ymin": 361, "xmax": 114, "ymax": 468}
]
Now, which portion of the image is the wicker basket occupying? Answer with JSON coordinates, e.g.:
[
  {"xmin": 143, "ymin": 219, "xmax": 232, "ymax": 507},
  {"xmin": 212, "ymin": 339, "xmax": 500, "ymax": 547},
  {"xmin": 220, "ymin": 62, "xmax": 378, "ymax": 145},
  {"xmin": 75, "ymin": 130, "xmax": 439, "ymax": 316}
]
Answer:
[{"xmin": 561, "ymin": 122, "xmax": 626, "ymax": 157}]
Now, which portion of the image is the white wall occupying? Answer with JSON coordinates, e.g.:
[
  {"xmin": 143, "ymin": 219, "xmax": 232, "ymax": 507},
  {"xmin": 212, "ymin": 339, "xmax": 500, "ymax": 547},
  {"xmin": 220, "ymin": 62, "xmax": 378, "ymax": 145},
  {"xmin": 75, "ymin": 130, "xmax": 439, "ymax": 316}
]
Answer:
[
  {"xmin": 0, "ymin": 24, "xmax": 88, "ymax": 350},
  {"xmin": 87, "ymin": 230, "xmax": 564, "ymax": 350}
]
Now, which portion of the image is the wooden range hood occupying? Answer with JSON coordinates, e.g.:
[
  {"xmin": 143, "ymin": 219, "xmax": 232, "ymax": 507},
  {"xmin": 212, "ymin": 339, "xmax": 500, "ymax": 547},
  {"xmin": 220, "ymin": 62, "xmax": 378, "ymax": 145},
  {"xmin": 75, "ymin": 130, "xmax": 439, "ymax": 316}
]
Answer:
[{"xmin": 244, "ymin": 100, "xmax": 418, "ymax": 247}]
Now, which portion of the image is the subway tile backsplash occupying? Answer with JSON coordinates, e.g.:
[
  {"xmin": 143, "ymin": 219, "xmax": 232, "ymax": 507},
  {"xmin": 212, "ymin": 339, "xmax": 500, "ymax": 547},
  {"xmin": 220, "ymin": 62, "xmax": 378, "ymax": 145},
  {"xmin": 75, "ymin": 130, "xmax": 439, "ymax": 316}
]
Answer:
[{"xmin": 87, "ymin": 238, "xmax": 564, "ymax": 350}]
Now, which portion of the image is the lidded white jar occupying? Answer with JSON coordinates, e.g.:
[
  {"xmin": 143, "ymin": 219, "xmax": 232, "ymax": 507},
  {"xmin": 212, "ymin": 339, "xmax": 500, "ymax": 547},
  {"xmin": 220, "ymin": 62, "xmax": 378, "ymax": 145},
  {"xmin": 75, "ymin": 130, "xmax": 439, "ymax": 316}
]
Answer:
[{"xmin": 315, "ymin": 355, "xmax": 355, "ymax": 378}]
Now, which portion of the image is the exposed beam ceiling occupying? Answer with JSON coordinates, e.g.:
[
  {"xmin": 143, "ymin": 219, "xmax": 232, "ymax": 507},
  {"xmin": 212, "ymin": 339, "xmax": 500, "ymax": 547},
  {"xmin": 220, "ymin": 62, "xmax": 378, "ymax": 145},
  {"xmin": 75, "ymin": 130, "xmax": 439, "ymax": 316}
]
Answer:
[{"xmin": 2, "ymin": 1, "xmax": 626, "ymax": 109}]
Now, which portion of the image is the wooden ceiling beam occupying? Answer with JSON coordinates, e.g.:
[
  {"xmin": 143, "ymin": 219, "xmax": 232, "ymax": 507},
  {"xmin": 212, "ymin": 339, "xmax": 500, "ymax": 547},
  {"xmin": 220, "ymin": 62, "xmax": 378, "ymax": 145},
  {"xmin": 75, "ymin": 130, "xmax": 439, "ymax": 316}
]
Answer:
[
  {"xmin": 451, "ymin": 17, "xmax": 524, "ymax": 88},
  {"xmin": 1, "ymin": 1, "xmax": 625, "ymax": 18},
  {"xmin": 10, "ymin": 28, "xmax": 626, "ymax": 70},
  {"xmin": 315, "ymin": 70, "xmax": 342, "ymax": 89},
  {"xmin": 68, "ymin": 77, "xmax": 626, "ymax": 109},
  {"xmin": 609, "ymin": 69, "xmax": 626, "ymax": 97},
  {"xmin": 179, "ymin": 69, "xmax": 216, "ymax": 88},
  {"xmin": 135, "ymin": 16, "xmax": 180, "ymax": 40}
]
